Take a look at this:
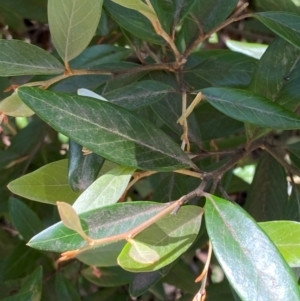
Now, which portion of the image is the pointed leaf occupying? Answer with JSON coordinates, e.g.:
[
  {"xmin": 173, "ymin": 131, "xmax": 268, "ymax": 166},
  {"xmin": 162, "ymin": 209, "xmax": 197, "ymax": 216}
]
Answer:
[
  {"xmin": 0, "ymin": 93, "xmax": 34, "ymax": 117},
  {"xmin": 0, "ymin": 40, "xmax": 64, "ymax": 76},
  {"xmin": 19, "ymin": 266, "xmax": 42, "ymax": 301},
  {"xmin": 118, "ymin": 206, "xmax": 203, "ymax": 272},
  {"xmin": 73, "ymin": 166, "xmax": 135, "ymax": 214},
  {"xmin": 260, "ymin": 221, "xmax": 300, "ymax": 268},
  {"xmin": 48, "ymin": 0, "xmax": 103, "ymax": 62},
  {"xmin": 17, "ymin": 87, "xmax": 193, "ymax": 171},
  {"xmin": 55, "ymin": 273, "xmax": 80, "ymax": 301},
  {"xmin": 205, "ymin": 195, "xmax": 300, "ymax": 301},
  {"xmin": 255, "ymin": 12, "xmax": 300, "ymax": 50},
  {"xmin": 202, "ymin": 87, "xmax": 300, "ymax": 129},
  {"xmin": 8, "ymin": 160, "xmax": 81, "ymax": 205}
]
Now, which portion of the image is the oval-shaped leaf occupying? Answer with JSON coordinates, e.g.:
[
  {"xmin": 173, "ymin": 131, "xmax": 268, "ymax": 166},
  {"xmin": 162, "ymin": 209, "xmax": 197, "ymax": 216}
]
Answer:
[
  {"xmin": 202, "ymin": 87, "xmax": 300, "ymax": 129},
  {"xmin": 0, "ymin": 39, "xmax": 64, "ymax": 76},
  {"xmin": 17, "ymin": 87, "xmax": 194, "ymax": 171},
  {"xmin": 0, "ymin": 92, "xmax": 34, "ymax": 117},
  {"xmin": 8, "ymin": 159, "xmax": 81, "ymax": 205},
  {"xmin": 260, "ymin": 221, "xmax": 300, "ymax": 268},
  {"xmin": 205, "ymin": 195, "xmax": 300, "ymax": 301},
  {"xmin": 255, "ymin": 12, "xmax": 300, "ymax": 51},
  {"xmin": 48, "ymin": 0, "xmax": 102, "ymax": 62},
  {"xmin": 118, "ymin": 206, "xmax": 203, "ymax": 272},
  {"xmin": 73, "ymin": 166, "xmax": 135, "ymax": 214}
]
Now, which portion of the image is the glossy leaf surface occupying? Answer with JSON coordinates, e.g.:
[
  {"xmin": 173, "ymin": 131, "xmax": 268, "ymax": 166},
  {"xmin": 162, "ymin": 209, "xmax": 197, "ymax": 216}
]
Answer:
[
  {"xmin": 205, "ymin": 195, "xmax": 300, "ymax": 301},
  {"xmin": 18, "ymin": 87, "xmax": 193, "ymax": 171},
  {"xmin": 8, "ymin": 160, "xmax": 81, "ymax": 205},
  {"xmin": 73, "ymin": 166, "xmax": 135, "ymax": 214},
  {"xmin": 202, "ymin": 87, "xmax": 300, "ymax": 129},
  {"xmin": 118, "ymin": 206, "xmax": 203, "ymax": 272},
  {"xmin": 48, "ymin": 0, "xmax": 102, "ymax": 62},
  {"xmin": 0, "ymin": 40, "xmax": 64, "ymax": 76}
]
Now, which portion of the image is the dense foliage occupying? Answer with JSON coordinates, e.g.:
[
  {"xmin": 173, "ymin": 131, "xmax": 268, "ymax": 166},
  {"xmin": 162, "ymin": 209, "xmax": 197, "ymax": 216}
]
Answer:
[{"xmin": 1, "ymin": 0, "xmax": 300, "ymax": 300}]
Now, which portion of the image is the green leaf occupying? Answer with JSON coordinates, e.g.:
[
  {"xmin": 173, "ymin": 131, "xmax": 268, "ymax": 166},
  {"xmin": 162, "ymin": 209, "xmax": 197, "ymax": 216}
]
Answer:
[
  {"xmin": 28, "ymin": 202, "xmax": 170, "ymax": 267},
  {"xmin": 73, "ymin": 166, "xmax": 135, "ymax": 214},
  {"xmin": 244, "ymin": 153, "xmax": 288, "ymax": 221},
  {"xmin": 0, "ymin": 93, "xmax": 34, "ymax": 117},
  {"xmin": 8, "ymin": 198, "xmax": 43, "ymax": 241},
  {"xmin": 48, "ymin": 0, "xmax": 103, "ymax": 62},
  {"xmin": 253, "ymin": 0, "xmax": 299, "ymax": 12},
  {"xmin": 0, "ymin": 292, "xmax": 33, "ymax": 301},
  {"xmin": 8, "ymin": 160, "xmax": 81, "ymax": 205},
  {"xmin": 260, "ymin": 221, "xmax": 300, "ymax": 267},
  {"xmin": 118, "ymin": 206, "xmax": 203, "ymax": 272},
  {"xmin": 104, "ymin": 80, "xmax": 175, "ymax": 110},
  {"xmin": 254, "ymin": 12, "xmax": 300, "ymax": 50},
  {"xmin": 55, "ymin": 273, "xmax": 80, "ymax": 301},
  {"xmin": 0, "ymin": 40, "xmax": 64, "ymax": 76},
  {"xmin": 205, "ymin": 195, "xmax": 300, "ymax": 301},
  {"xmin": 68, "ymin": 139, "xmax": 105, "ymax": 192},
  {"xmin": 201, "ymin": 87, "xmax": 300, "ymax": 129},
  {"xmin": 82, "ymin": 266, "xmax": 132, "ymax": 287},
  {"xmin": 19, "ymin": 266, "xmax": 42, "ymax": 301},
  {"xmin": 17, "ymin": 87, "xmax": 194, "ymax": 171},
  {"xmin": 104, "ymin": 1, "xmax": 164, "ymax": 45}
]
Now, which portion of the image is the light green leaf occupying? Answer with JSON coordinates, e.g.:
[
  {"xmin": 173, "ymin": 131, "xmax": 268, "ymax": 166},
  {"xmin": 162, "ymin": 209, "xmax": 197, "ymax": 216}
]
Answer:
[
  {"xmin": 48, "ymin": 0, "xmax": 103, "ymax": 62},
  {"xmin": 118, "ymin": 206, "xmax": 203, "ymax": 272},
  {"xmin": 28, "ymin": 202, "xmax": 170, "ymax": 267},
  {"xmin": 202, "ymin": 87, "xmax": 300, "ymax": 129},
  {"xmin": 0, "ymin": 92, "xmax": 34, "ymax": 117},
  {"xmin": 205, "ymin": 195, "xmax": 300, "ymax": 301},
  {"xmin": 17, "ymin": 87, "xmax": 194, "ymax": 171},
  {"xmin": 260, "ymin": 221, "xmax": 300, "ymax": 267},
  {"xmin": 57, "ymin": 201, "xmax": 91, "ymax": 242},
  {"xmin": 73, "ymin": 166, "xmax": 135, "ymax": 214},
  {"xmin": 8, "ymin": 160, "xmax": 81, "ymax": 205},
  {"xmin": 0, "ymin": 39, "xmax": 64, "ymax": 76},
  {"xmin": 255, "ymin": 12, "xmax": 300, "ymax": 50},
  {"xmin": 78, "ymin": 88, "xmax": 108, "ymax": 101}
]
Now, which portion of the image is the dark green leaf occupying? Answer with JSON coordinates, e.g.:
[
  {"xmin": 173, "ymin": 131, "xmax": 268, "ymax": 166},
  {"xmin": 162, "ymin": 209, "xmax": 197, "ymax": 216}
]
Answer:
[
  {"xmin": 205, "ymin": 195, "xmax": 300, "ymax": 301},
  {"xmin": 244, "ymin": 153, "xmax": 287, "ymax": 221},
  {"xmin": 118, "ymin": 206, "xmax": 203, "ymax": 272},
  {"xmin": 285, "ymin": 187, "xmax": 300, "ymax": 222},
  {"xmin": 0, "ymin": 40, "xmax": 64, "ymax": 76},
  {"xmin": 82, "ymin": 266, "xmax": 132, "ymax": 287},
  {"xmin": 0, "ymin": 292, "xmax": 33, "ymax": 301},
  {"xmin": 260, "ymin": 221, "xmax": 300, "ymax": 267},
  {"xmin": 48, "ymin": 0, "xmax": 103, "ymax": 62},
  {"xmin": 19, "ymin": 266, "xmax": 42, "ymax": 301},
  {"xmin": 18, "ymin": 87, "xmax": 194, "ymax": 171},
  {"xmin": 253, "ymin": 0, "xmax": 299, "ymax": 12},
  {"xmin": 202, "ymin": 87, "xmax": 300, "ymax": 129},
  {"xmin": 104, "ymin": 0, "xmax": 164, "ymax": 45},
  {"xmin": 104, "ymin": 80, "xmax": 175, "ymax": 110},
  {"xmin": 255, "ymin": 12, "xmax": 300, "ymax": 50},
  {"xmin": 68, "ymin": 140, "xmax": 105, "ymax": 192},
  {"xmin": 8, "ymin": 160, "xmax": 81, "ymax": 205},
  {"xmin": 9, "ymin": 198, "xmax": 43, "ymax": 241},
  {"xmin": 55, "ymin": 273, "xmax": 80, "ymax": 301}
]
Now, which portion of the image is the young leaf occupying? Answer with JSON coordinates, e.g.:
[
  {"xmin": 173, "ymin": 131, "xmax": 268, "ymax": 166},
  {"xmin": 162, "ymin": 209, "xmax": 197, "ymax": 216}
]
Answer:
[
  {"xmin": 205, "ymin": 195, "xmax": 300, "ymax": 301},
  {"xmin": 8, "ymin": 160, "xmax": 81, "ymax": 205},
  {"xmin": 0, "ymin": 40, "xmax": 64, "ymax": 76},
  {"xmin": 255, "ymin": 12, "xmax": 300, "ymax": 51},
  {"xmin": 57, "ymin": 201, "xmax": 91, "ymax": 243},
  {"xmin": 201, "ymin": 87, "xmax": 300, "ymax": 129},
  {"xmin": 118, "ymin": 206, "xmax": 203, "ymax": 272},
  {"xmin": 48, "ymin": 0, "xmax": 103, "ymax": 62},
  {"xmin": 72, "ymin": 166, "xmax": 135, "ymax": 214},
  {"xmin": 0, "ymin": 93, "xmax": 34, "ymax": 117},
  {"xmin": 9, "ymin": 198, "xmax": 43, "ymax": 241},
  {"xmin": 260, "ymin": 221, "xmax": 300, "ymax": 267},
  {"xmin": 17, "ymin": 87, "xmax": 194, "ymax": 171}
]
